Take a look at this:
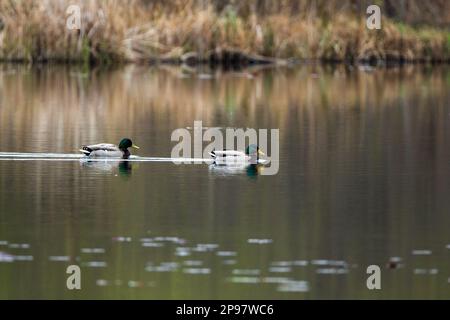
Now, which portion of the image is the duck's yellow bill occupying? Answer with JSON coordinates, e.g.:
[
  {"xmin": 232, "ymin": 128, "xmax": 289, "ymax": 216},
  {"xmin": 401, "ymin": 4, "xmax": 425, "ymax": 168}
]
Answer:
[
  {"xmin": 258, "ymin": 150, "xmax": 265, "ymax": 156},
  {"xmin": 132, "ymin": 144, "xmax": 140, "ymax": 149}
]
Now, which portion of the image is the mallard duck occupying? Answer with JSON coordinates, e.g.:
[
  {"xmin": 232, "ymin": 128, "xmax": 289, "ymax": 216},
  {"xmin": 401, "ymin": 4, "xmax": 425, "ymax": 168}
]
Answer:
[
  {"xmin": 209, "ymin": 144, "xmax": 265, "ymax": 164},
  {"xmin": 79, "ymin": 138, "xmax": 139, "ymax": 159}
]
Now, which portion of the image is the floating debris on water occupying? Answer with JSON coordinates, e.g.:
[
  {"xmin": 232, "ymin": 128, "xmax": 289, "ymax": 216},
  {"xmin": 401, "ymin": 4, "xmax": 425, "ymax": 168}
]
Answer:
[
  {"xmin": 316, "ymin": 268, "xmax": 349, "ymax": 275},
  {"xmin": 175, "ymin": 247, "xmax": 191, "ymax": 257},
  {"xmin": 247, "ymin": 239, "xmax": 273, "ymax": 245},
  {"xmin": 0, "ymin": 252, "xmax": 14, "ymax": 262},
  {"xmin": 222, "ymin": 259, "xmax": 237, "ymax": 265},
  {"xmin": 128, "ymin": 280, "xmax": 143, "ymax": 288},
  {"xmin": 217, "ymin": 251, "xmax": 237, "ymax": 257},
  {"xmin": 194, "ymin": 244, "xmax": 219, "ymax": 251},
  {"xmin": 82, "ymin": 261, "xmax": 107, "ymax": 268},
  {"xmin": 232, "ymin": 269, "xmax": 260, "ymax": 276},
  {"xmin": 96, "ymin": 279, "xmax": 109, "ymax": 287},
  {"xmin": 389, "ymin": 256, "xmax": 402, "ymax": 263},
  {"xmin": 271, "ymin": 260, "xmax": 308, "ymax": 267},
  {"xmin": 13, "ymin": 255, "xmax": 33, "ymax": 261},
  {"xmin": 183, "ymin": 268, "xmax": 211, "ymax": 275},
  {"xmin": 412, "ymin": 250, "xmax": 432, "ymax": 255},
  {"xmin": 445, "ymin": 244, "xmax": 450, "ymax": 250},
  {"xmin": 262, "ymin": 277, "xmax": 291, "ymax": 284},
  {"xmin": 311, "ymin": 259, "xmax": 330, "ymax": 265},
  {"xmin": 153, "ymin": 237, "xmax": 186, "ymax": 245},
  {"xmin": 183, "ymin": 260, "xmax": 203, "ymax": 266},
  {"xmin": 192, "ymin": 246, "xmax": 208, "ymax": 253},
  {"xmin": 145, "ymin": 262, "xmax": 178, "ymax": 272},
  {"xmin": 311, "ymin": 259, "xmax": 347, "ymax": 267},
  {"xmin": 414, "ymin": 268, "xmax": 438, "ymax": 275},
  {"xmin": 269, "ymin": 266, "xmax": 292, "ymax": 273},
  {"xmin": 140, "ymin": 238, "xmax": 164, "ymax": 248},
  {"xmin": 112, "ymin": 237, "xmax": 132, "ymax": 242},
  {"xmin": 0, "ymin": 241, "xmax": 8, "ymax": 246},
  {"xmin": 228, "ymin": 276, "xmax": 260, "ymax": 284},
  {"xmin": 277, "ymin": 281, "xmax": 309, "ymax": 293},
  {"xmin": 142, "ymin": 242, "xmax": 164, "ymax": 248},
  {"xmin": 49, "ymin": 256, "xmax": 71, "ymax": 262},
  {"xmin": 81, "ymin": 248, "xmax": 105, "ymax": 254},
  {"xmin": 8, "ymin": 243, "xmax": 30, "ymax": 249},
  {"xmin": 271, "ymin": 261, "xmax": 292, "ymax": 267},
  {"xmin": 386, "ymin": 257, "xmax": 404, "ymax": 269}
]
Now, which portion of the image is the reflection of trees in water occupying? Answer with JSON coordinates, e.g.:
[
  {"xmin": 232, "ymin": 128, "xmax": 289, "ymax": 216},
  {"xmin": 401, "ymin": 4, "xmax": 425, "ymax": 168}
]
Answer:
[{"xmin": 0, "ymin": 64, "xmax": 448, "ymax": 153}]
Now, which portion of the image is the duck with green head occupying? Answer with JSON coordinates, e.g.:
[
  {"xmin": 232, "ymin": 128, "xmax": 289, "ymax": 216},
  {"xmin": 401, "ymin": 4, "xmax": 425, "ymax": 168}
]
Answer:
[
  {"xmin": 79, "ymin": 138, "xmax": 139, "ymax": 159},
  {"xmin": 209, "ymin": 144, "xmax": 265, "ymax": 164}
]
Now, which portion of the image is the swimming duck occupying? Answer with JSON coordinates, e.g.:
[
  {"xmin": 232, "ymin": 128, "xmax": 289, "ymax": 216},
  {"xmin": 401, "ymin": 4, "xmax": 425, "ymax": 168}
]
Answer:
[
  {"xmin": 79, "ymin": 138, "xmax": 139, "ymax": 159},
  {"xmin": 209, "ymin": 144, "xmax": 265, "ymax": 164}
]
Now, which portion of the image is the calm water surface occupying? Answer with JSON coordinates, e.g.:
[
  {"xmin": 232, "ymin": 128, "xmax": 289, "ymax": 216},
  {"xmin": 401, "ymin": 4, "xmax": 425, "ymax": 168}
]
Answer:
[{"xmin": 0, "ymin": 64, "xmax": 449, "ymax": 299}]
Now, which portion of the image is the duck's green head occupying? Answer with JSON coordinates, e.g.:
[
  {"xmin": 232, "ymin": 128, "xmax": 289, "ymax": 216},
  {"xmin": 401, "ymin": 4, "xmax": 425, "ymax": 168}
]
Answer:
[
  {"xmin": 245, "ymin": 144, "xmax": 264, "ymax": 157},
  {"xmin": 119, "ymin": 138, "xmax": 140, "ymax": 150}
]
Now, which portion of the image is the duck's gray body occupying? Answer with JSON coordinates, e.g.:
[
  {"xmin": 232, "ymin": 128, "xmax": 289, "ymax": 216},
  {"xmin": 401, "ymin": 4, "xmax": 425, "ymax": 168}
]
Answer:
[
  {"xmin": 80, "ymin": 138, "xmax": 138, "ymax": 159},
  {"xmin": 80, "ymin": 143, "xmax": 128, "ymax": 159},
  {"xmin": 209, "ymin": 150, "xmax": 250, "ymax": 162},
  {"xmin": 209, "ymin": 145, "xmax": 269, "ymax": 165}
]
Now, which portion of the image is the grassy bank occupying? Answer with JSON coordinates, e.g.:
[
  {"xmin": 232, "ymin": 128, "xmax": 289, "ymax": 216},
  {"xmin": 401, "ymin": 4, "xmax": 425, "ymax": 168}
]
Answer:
[{"xmin": 0, "ymin": 0, "xmax": 449, "ymax": 64}]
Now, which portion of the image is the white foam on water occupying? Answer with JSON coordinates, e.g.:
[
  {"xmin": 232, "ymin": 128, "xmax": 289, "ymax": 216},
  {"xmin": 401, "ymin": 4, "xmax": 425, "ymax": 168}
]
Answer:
[
  {"xmin": 0, "ymin": 152, "xmax": 214, "ymax": 163},
  {"xmin": 228, "ymin": 276, "xmax": 261, "ymax": 284},
  {"xmin": 183, "ymin": 268, "xmax": 211, "ymax": 275},
  {"xmin": 412, "ymin": 249, "xmax": 432, "ymax": 255},
  {"xmin": 232, "ymin": 269, "xmax": 261, "ymax": 276},
  {"xmin": 81, "ymin": 248, "xmax": 105, "ymax": 254},
  {"xmin": 82, "ymin": 261, "xmax": 107, "ymax": 268},
  {"xmin": 217, "ymin": 251, "xmax": 237, "ymax": 257},
  {"xmin": 0, "ymin": 152, "xmax": 271, "ymax": 166},
  {"xmin": 183, "ymin": 260, "xmax": 203, "ymax": 266},
  {"xmin": 316, "ymin": 268, "xmax": 349, "ymax": 275},
  {"xmin": 49, "ymin": 256, "xmax": 71, "ymax": 262},
  {"xmin": 96, "ymin": 279, "xmax": 109, "ymax": 287},
  {"xmin": 248, "ymin": 238, "xmax": 273, "ymax": 244},
  {"xmin": 277, "ymin": 280, "xmax": 309, "ymax": 293},
  {"xmin": 145, "ymin": 262, "xmax": 179, "ymax": 272},
  {"xmin": 269, "ymin": 266, "xmax": 292, "ymax": 273},
  {"xmin": 414, "ymin": 268, "xmax": 438, "ymax": 275},
  {"xmin": 262, "ymin": 277, "xmax": 291, "ymax": 284}
]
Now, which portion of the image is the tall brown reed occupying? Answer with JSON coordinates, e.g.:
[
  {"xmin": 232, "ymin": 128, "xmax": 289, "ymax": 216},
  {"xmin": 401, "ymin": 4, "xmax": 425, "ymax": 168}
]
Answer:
[{"xmin": 0, "ymin": 0, "xmax": 448, "ymax": 63}]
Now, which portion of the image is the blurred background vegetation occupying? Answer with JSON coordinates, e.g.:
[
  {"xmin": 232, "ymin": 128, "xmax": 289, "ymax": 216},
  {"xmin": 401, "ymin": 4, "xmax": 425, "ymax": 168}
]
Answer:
[{"xmin": 0, "ymin": 0, "xmax": 448, "ymax": 64}]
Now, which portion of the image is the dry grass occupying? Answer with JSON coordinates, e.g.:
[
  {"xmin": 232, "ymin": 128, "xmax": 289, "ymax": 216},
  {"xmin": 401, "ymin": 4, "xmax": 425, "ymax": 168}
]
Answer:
[{"xmin": 0, "ymin": 0, "xmax": 448, "ymax": 64}]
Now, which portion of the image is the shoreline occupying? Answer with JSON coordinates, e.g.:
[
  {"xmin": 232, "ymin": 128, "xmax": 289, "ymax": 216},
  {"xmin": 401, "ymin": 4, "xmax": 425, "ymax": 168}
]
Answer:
[
  {"xmin": 1, "ymin": 2, "xmax": 449, "ymax": 67},
  {"xmin": 0, "ymin": 55, "xmax": 448, "ymax": 68}
]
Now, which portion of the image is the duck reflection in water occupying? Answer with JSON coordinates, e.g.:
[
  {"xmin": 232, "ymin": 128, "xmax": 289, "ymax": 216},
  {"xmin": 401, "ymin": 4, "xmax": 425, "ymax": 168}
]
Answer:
[
  {"xmin": 80, "ymin": 159, "xmax": 133, "ymax": 177},
  {"xmin": 208, "ymin": 162, "xmax": 264, "ymax": 178},
  {"xmin": 208, "ymin": 144, "xmax": 268, "ymax": 177}
]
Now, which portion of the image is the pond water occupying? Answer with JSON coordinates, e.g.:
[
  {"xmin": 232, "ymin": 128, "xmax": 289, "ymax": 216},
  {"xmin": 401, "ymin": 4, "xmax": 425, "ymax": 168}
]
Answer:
[{"xmin": 0, "ymin": 64, "xmax": 449, "ymax": 299}]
